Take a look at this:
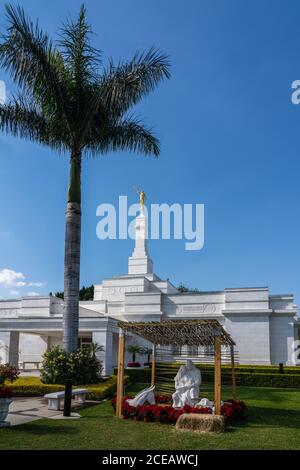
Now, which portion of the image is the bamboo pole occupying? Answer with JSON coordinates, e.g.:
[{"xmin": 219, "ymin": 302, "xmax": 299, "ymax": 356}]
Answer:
[
  {"xmin": 116, "ymin": 329, "xmax": 125, "ymax": 418},
  {"xmin": 230, "ymin": 345, "xmax": 237, "ymax": 401},
  {"xmin": 151, "ymin": 344, "xmax": 156, "ymax": 387},
  {"xmin": 214, "ymin": 335, "xmax": 222, "ymax": 415}
]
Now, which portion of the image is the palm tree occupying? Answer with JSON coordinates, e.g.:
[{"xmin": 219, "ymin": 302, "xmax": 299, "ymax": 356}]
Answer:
[
  {"xmin": 0, "ymin": 5, "xmax": 170, "ymax": 353},
  {"xmin": 141, "ymin": 346, "xmax": 153, "ymax": 365},
  {"xmin": 127, "ymin": 344, "xmax": 143, "ymax": 364},
  {"xmin": 86, "ymin": 342, "xmax": 104, "ymax": 358}
]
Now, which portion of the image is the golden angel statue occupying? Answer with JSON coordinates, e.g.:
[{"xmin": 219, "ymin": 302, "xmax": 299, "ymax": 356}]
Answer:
[{"xmin": 134, "ymin": 187, "xmax": 147, "ymax": 212}]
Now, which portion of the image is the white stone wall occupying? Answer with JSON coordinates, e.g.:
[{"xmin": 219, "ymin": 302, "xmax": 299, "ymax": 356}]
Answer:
[
  {"xmin": 124, "ymin": 292, "xmax": 162, "ymax": 317},
  {"xmin": 224, "ymin": 314, "xmax": 271, "ymax": 364},
  {"xmin": 270, "ymin": 314, "xmax": 296, "ymax": 365},
  {"xmin": 224, "ymin": 288, "xmax": 269, "ymax": 311},
  {"xmin": 0, "ymin": 300, "xmax": 20, "ymax": 318},
  {"xmin": 19, "ymin": 333, "xmax": 48, "ymax": 363},
  {"xmin": 162, "ymin": 292, "xmax": 225, "ymax": 318}
]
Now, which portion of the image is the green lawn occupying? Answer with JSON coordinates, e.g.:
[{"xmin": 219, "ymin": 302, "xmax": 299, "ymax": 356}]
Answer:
[{"xmin": 0, "ymin": 384, "xmax": 300, "ymax": 450}]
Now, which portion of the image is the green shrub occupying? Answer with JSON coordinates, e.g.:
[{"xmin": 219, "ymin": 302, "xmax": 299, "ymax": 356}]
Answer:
[
  {"xmin": 6, "ymin": 377, "xmax": 66, "ymax": 396},
  {"xmin": 6, "ymin": 376, "xmax": 121, "ymax": 400},
  {"xmin": 40, "ymin": 345, "xmax": 103, "ymax": 385}
]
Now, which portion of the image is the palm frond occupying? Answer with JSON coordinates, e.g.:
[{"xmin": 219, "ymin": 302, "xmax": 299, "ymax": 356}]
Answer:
[
  {"xmin": 86, "ymin": 116, "xmax": 160, "ymax": 157},
  {"xmin": 58, "ymin": 5, "xmax": 101, "ymax": 84},
  {"xmin": 100, "ymin": 47, "xmax": 170, "ymax": 118},
  {"xmin": 0, "ymin": 95, "xmax": 68, "ymax": 151},
  {"xmin": 57, "ymin": 5, "xmax": 102, "ymax": 144},
  {"xmin": 0, "ymin": 4, "xmax": 71, "ymax": 125}
]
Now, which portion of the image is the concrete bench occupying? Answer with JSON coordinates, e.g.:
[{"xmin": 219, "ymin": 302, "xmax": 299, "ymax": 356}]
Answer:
[{"xmin": 44, "ymin": 388, "xmax": 88, "ymax": 411}]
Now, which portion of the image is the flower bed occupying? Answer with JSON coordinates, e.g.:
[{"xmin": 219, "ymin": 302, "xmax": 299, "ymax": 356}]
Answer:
[{"xmin": 111, "ymin": 394, "xmax": 246, "ymax": 424}]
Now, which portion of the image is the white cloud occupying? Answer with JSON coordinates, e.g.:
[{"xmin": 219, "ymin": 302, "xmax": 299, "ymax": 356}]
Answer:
[
  {"xmin": 0, "ymin": 269, "xmax": 25, "ymax": 286},
  {"xmin": 27, "ymin": 291, "xmax": 39, "ymax": 296},
  {"xmin": 0, "ymin": 80, "xmax": 6, "ymax": 104},
  {"xmin": 0, "ymin": 268, "xmax": 44, "ymax": 290}
]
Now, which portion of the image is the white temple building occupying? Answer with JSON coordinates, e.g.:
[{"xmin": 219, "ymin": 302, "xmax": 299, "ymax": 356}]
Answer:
[{"xmin": 0, "ymin": 210, "xmax": 299, "ymax": 374}]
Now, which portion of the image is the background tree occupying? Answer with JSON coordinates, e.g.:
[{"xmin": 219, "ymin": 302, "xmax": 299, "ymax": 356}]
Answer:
[
  {"xmin": 53, "ymin": 284, "xmax": 94, "ymax": 301},
  {"xmin": 177, "ymin": 283, "xmax": 201, "ymax": 293},
  {"xmin": 86, "ymin": 342, "xmax": 104, "ymax": 359},
  {"xmin": 0, "ymin": 5, "xmax": 170, "ymax": 353},
  {"xmin": 141, "ymin": 346, "xmax": 153, "ymax": 365},
  {"xmin": 127, "ymin": 344, "xmax": 143, "ymax": 364}
]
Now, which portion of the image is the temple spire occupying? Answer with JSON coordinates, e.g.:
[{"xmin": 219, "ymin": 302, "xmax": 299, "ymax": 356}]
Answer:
[{"xmin": 128, "ymin": 191, "xmax": 153, "ymax": 275}]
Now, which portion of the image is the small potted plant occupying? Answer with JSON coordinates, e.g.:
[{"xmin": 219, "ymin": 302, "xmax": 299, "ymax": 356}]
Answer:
[{"xmin": 0, "ymin": 364, "xmax": 19, "ymax": 427}]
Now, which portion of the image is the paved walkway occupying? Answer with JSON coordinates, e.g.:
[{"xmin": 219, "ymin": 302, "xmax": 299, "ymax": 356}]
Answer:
[
  {"xmin": 5, "ymin": 397, "xmax": 84, "ymax": 426},
  {"xmin": 6, "ymin": 397, "xmax": 64, "ymax": 426}
]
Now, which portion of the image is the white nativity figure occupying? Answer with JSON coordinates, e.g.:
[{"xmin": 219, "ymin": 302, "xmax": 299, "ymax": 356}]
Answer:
[
  {"xmin": 196, "ymin": 398, "xmax": 224, "ymax": 412},
  {"xmin": 172, "ymin": 359, "xmax": 202, "ymax": 408},
  {"xmin": 126, "ymin": 385, "xmax": 155, "ymax": 407},
  {"xmin": 196, "ymin": 398, "xmax": 213, "ymax": 409}
]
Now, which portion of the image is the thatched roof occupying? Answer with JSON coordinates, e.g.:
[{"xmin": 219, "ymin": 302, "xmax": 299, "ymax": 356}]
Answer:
[{"xmin": 118, "ymin": 319, "xmax": 235, "ymax": 347}]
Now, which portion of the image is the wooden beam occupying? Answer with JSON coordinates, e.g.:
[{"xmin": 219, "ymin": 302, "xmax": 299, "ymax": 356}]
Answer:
[
  {"xmin": 116, "ymin": 329, "xmax": 125, "ymax": 418},
  {"xmin": 214, "ymin": 335, "xmax": 222, "ymax": 415},
  {"xmin": 151, "ymin": 344, "xmax": 156, "ymax": 387},
  {"xmin": 230, "ymin": 345, "xmax": 237, "ymax": 401}
]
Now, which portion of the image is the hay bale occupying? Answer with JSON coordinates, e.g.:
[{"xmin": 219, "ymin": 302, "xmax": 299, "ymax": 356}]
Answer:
[{"xmin": 175, "ymin": 413, "xmax": 225, "ymax": 433}]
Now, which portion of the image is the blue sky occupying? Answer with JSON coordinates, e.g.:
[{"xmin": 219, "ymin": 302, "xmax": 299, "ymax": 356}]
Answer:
[{"xmin": 0, "ymin": 0, "xmax": 299, "ymax": 307}]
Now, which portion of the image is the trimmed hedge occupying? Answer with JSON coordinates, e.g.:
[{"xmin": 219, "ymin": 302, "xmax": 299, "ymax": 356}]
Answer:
[
  {"xmin": 196, "ymin": 364, "xmax": 300, "ymax": 375},
  {"xmin": 233, "ymin": 372, "xmax": 300, "ymax": 388},
  {"xmin": 197, "ymin": 370, "xmax": 300, "ymax": 388},
  {"xmin": 155, "ymin": 363, "xmax": 300, "ymax": 375},
  {"xmin": 5, "ymin": 375, "xmax": 121, "ymax": 400},
  {"xmin": 114, "ymin": 364, "xmax": 300, "ymax": 388},
  {"xmin": 114, "ymin": 367, "xmax": 151, "ymax": 383}
]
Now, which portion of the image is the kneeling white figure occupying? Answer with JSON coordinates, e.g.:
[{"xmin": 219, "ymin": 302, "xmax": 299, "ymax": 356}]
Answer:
[{"xmin": 172, "ymin": 359, "xmax": 201, "ymax": 408}]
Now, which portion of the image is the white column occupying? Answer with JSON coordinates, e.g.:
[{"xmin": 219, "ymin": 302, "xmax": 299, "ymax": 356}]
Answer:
[
  {"xmin": 0, "ymin": 332, "xmax": 10, "ymax": 364},
  {"xmin": 8, "ymin": 331, "xmax": 20, "ymax": 367},
  {"xmin": 92, "ymin": 330, "xmax": 113, "ymax": 376}
]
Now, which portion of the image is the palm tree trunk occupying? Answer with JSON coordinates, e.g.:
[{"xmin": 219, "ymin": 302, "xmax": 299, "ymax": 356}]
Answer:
[{"xmin": 63, "ymin": 150, "xmax": 81, "ymax": 353}]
